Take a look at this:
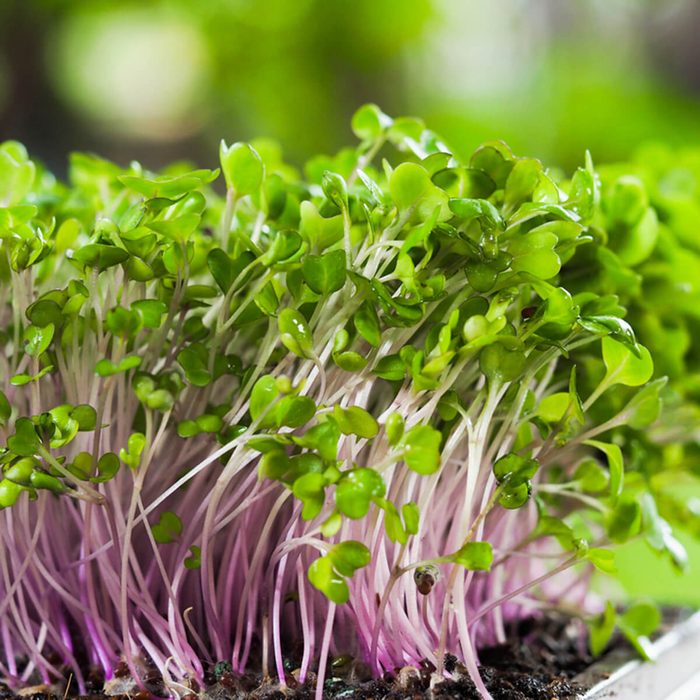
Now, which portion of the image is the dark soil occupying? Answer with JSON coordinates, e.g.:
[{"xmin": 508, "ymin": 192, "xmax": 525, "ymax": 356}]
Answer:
[{"xmin": 0, "ymin": 614, "xmax": 599, "ymax": 699}]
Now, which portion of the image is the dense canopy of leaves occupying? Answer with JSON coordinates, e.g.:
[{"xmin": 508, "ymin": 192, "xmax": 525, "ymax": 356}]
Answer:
[{"xmin": 0, "ymin": 108, "xmax": 697, "ymax": 699}]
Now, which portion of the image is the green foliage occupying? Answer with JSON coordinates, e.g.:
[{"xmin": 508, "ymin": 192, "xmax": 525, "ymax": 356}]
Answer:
[
  {"xmin": 0, "ymin": 104, "xmax": 697, "ymax": 676},
  {"xmin": 401, "ymin": 425, "xmax": 442, "ymax": 475},
  {"xmin": 220, "ymin": 142, "xmax": 263, "ymax": 196},
  {"xmin": 588, "ymin": 600, "xmax": 661, "ymax": 660},
  {"xmin": 308, "ymin": 541, "xmax": 371, "ymax": 604},
  {"xmin": 333, "ymin": 406, "xmax": 379, "ymax": 440},
  {"xmin": 152, "ymin": 511, "xmax": 183, "ymax": 544},
  {"xmin": 278, "ymin": 309, "xmax": 314, "ymax": 358},
  {"xmin": 452, "ymin": 541, "xmax": 493, "ymax": 570}
]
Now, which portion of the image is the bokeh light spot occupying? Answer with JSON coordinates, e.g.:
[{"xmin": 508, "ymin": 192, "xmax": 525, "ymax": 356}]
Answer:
[{"xmin": 48, "ymin": 8, "xmax": 210, "ymax": 140}]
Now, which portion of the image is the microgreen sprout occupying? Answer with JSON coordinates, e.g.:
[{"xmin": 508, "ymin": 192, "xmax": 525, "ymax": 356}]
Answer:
[{"xmin": 0, "ymin": 111, "xmax": 693, "ymax": 699}]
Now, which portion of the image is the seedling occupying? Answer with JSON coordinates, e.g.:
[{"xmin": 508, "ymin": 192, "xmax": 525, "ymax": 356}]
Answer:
[{"xmin": 0, "ymin": 111, "xmax": 689, "ymax": 700}]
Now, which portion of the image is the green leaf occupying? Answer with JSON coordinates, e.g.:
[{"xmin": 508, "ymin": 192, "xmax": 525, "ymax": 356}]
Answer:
[
  {"xmin": 537, "ymin": 393, "xmax": 569, "ymax": 423},
  {"xmin": 607, "ymin": 175, "xmax": 648, "ymax": 227},
  {"xmin": 322, "ymin": 171, "xmax": 349, "ymax": 211},
  {"xmin": 504, "ymin": 158, "xmax": 543, "ymax": 211},
  {"xmin": 321, "ymin": 512, "xmax": 342, "ymax": 538},
  {"xmin": 152, "ymin": 511, "xmax": 183, "ymax": 544},
  {"xmin": 402, "ymin": 502, "xmax": 420, "ymax": 535},
  {"xmin": 333, "ymin": 351, "xmax": 367, "ymax": 372},
  {"xmin": 176, "ymin": 346, "xmax": 211, "ymax": 387},
  {"xmin": 119, "ymin": 432, "xmax": 146, "ymax": 470},
  {"xmin": 385, "ymin": 413, "xmax": 405, "ymax": 447},
  {"xmin": 470, "ymin": 142, "xmax": 514, "ymax": 187},
  {"xmin": 146, "ymin": 213, "xmax": 202, "ymax": 244},
  {"xmin": 250, "ymin": 375, "xmax": 280, "ymax": 422},
  {"xmin": 0, "ymin": 141, "xmax": 35, "ymax": 205},
  {"xmin": 499, "ymin": 482, "xmax": 532, "ymax": 509},
  {"xmin": 24, "ymin": 324, "xmax": 54, "ymax": 357},
  {"xmin": 373, "ymin": 355, "xmax": 405, "ymax": 381},
  {"xmin": 11, "ymin": 365, "xmax": 54, "ymax": 386},
  {"xmin": 402, "ymin": 424, "xmax": 442, "ymax": 475},
  {"xmin": 568, "ymin": 165, "xmax": 597, "ymax": 220},
  {"xmin": 328, "ymin": 541, "xmax": 371, "ymax": 576},
  {"xmin": 299, "ymin": 201, "xmax": 344, "ymax": 251},
  {"xmin": 254, "ymin": 281, "xmax": 279, "ymax": 316},
  {"xmin": 29, "ymin": 471, "xmax": 64, "ymax": 494},
  {"xmin": 618, "ymin": 601, "xmax": 660, "ymax": 661},
  {"xmin": 640, "ymin": 494, "xmax": 688, "ymax": 572},
  {"xmin": 619, "ymin": 600, "xmax": 660, "ymax": 639},
  {"xmin": 177, "ymin": 420, "xmax": 199, "ymax": 438},
  {"xmin": 120, "ymin": 169, "xmax": 218, "ymax": 198},
  {"xmin": 536, "ymin": 287, "xmax": 579, "ymax": 340},
  {"xmin": 207, "ymin": 248, "xmax": 234, "ymax": 293},
  {"xmin": 606, "ymin": 497, "xmax": 642, "ymax": 543},
  {"xmin": 132, "ymin": 300, "xmax": 167, "ymax": 328},
  {"xmin": 493, "ymin": 453, "xmax": 539, "ymax": 485},
  {"xmin": 508, "ymin": 201, "xmax": 579, "ymax": 228},
  {"xmin": 617, "ymin": 208, "xmax": 658, "ymax": 267},
  {"xmin": 452, "ymin": 541, "xmax": 493, "ymax": 570},
  {"xmin": 388, "ymin": 116, "xmax": 425, "ymax": 145},
  {"xmin": 333, "ymin": 406, "xmax": 379, "ymax": 439},
  {"xmin": 586, "ymin": 547, "xmax": 617, "ymax": 574},
  {"xmin": 71, "ymin": 244, "xmax": 129, "ymax": 272},
  {"xmin": 119, "ymin": 226, "xmax": 155, "ymax": 257},
  {"xmin": 0, "ymin": 391, "xmax": 10, "ymax": 425},
  {"xmin": 0, "ymin": 479, "xmax": 24, "ymax": 508},
  {"xmin": 335, "ymin": 468, "xmax": 385, "ymax": 520},
  {"xmin": 220, "ymin": 141, "xmax": 264, "ymax": 195},
  {"xmin": 465, "ymin": 261, "xmax": 498, "ymax": 293},
  {"xmin": 308, "ymin": 555, "xmax": 349, "ymax": 604},
  {"xmin": 92, "ymin": 452, "xmax": 120, "ymax": 483},
  {"xmin": 95, "ymin": 355, "xmax": 142, "ymax": 377},
  {"xmin": 278, "ymin": 309, "xmax": 314, "ymax": 358},
  {"xmin": 578, "ymin": 316, "xmax": 639, "ymax": 356},
  {"xmin": 71, "ymin": 404, "xmax": 97, "ymax": 431},
  {"xmin": 479, "ymin": 343, "xmax": 526, "ymax": 384},
  {"xmin": 589, "ymin": 601, "xmax": 616, "ymax": 656},
  {"xmin": 262, "ymin": 230, "xmax": 304, "ymax": 267},
  {"xmin": 302, "ymin": 250, "xmax": 346, "ymax": 295},
  {"xmin": 531, "ymin": 512, "xmax": 575, "ymax": 549},
  {"xmin": 351, "ymin": 103, "xmax": 392, "ymax": 141},
  {"xmin": 292, "ymin": 472, "xmax": 326, "ymax": 520},
  {"xmin": 620, "ymin": 377, "xmax": 667, "ymax": 429},
  {"xmin": 275, "ymin": 395, "xmax": 316, "ymax": 429},
  {"xmin": 259, "ymin": 450, "xmax": 292, "ymax": 481},
  {"xmin": 509, "ymin": 230, "xmax": 561, "ymax": 279},
  {"xmin": 197, "ymin": 414, "xmax": 223, "ymax": 433},
  {"xmin": 390, "ymin": 162, "xmax": 432, "ymax": 210},
  {"xmin": 184, "ymin": 545, "xmax": 202, "ymax": 569},
  {"xmin": 294, "ymin": 420, "xmax": 340, "ymax": 462},
  {"xmin": 601, "ymin": 336, "xmax": 653, "ymax": 388},
  {"xmin": 145, "ymin": 389, "xmax": 174, "ymax": 412},
  {"xmin": 26, "ymin": 299, "xmax": 62, "ymax": 328},
  {"xmin": 381, "ymin": 499, "xmax": 407, "ymax": 544},
  {"xmin": 7, "ymin": 418, "xmax": 40, "ymax": 457},
  {"xmin": 354, "ymin": 301, "xmax": 381, "ymax": 347},
  {"xmin": 4, "ymin": 458, "xmax": 35, "ymax": 486},
  {"xmin": 449, "ymin": 198, "xmax": 503, "ymax": 231},
  {"xmin": 584, "ymin": 440, "xmax": 624, "ymax": 499},
  {"xmin": 573, "ymin": 459, "xmax": 609, "ymax": 493},
  {"xmin": 68, "ymin": 452, "xmax": 92, "ymax": 480}
]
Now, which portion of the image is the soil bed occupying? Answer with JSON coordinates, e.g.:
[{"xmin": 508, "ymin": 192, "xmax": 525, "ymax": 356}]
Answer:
[
  {"xmin": 9, "ymin": 610, "xmax": 693, "ymax": 700},
  {"xmin": 0, "ymin": 612, "xmax": 605, "ymax": 700}
]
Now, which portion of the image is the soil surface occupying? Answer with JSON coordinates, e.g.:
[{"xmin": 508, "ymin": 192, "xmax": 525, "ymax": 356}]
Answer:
[{"xmin": 0, "ymin": 614, "xmax": 602, "ymax": 699}]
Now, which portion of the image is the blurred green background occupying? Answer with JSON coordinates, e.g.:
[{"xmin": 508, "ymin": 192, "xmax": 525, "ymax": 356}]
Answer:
[
  {"xmin": 1, "ymin": 0, "xmax": 699, "ymax": 606},
  {"xmin": 4, "ymin": 0, "xmax": 700, "ymax": 174}
]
